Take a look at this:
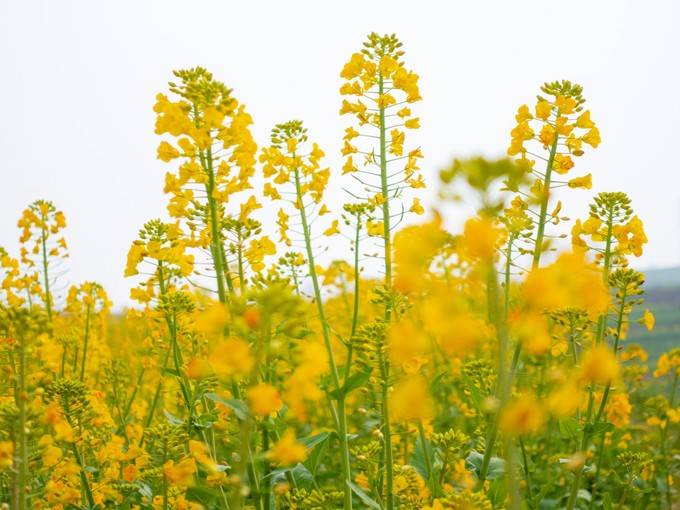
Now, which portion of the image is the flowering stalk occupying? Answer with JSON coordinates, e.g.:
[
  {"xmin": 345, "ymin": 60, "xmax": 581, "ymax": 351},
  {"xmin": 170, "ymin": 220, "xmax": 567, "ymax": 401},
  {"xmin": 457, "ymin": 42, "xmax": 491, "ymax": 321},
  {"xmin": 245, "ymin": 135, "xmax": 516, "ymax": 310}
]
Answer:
[
  {"xmin": 40, "ymin": 226, "xmax": 52, "ymax": 321},
  {"xmin": 292, "ymin": 163, "xmax": 353, "ymax": 510},
  {"xmin": 14, "ymin": 330, "xmax": 28, "ymax": 510},
  {"xmin": 660, "ymin": 370, "xmax": 678, "ymax": 509},
  {"xmin": 78, "ymin": 303, "xmax": 91, "ymax": 382},
  {"xmin": 565, "ymin": 271, "xmax": 636, "ymax": 510}
]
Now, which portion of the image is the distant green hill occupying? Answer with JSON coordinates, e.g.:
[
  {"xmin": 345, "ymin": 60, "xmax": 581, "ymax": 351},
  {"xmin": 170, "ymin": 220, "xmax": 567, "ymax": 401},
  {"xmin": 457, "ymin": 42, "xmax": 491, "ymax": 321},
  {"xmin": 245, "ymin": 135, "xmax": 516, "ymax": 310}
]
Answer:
[
  {"xmin": 641, "ymin": 265, "xmax": 680, "ymax": 289},
  {"xmin": 627, "ymin": 266, "xmax": 680, "ymax": 363}
]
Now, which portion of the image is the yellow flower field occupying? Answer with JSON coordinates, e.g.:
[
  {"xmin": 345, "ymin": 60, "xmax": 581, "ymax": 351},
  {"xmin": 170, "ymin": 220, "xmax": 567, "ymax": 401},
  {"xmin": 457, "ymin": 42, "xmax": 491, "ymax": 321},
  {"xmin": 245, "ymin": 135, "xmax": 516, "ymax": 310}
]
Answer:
[{"xmin": 1, "ymin": 33, "xmax": 678, "ymax": 510}]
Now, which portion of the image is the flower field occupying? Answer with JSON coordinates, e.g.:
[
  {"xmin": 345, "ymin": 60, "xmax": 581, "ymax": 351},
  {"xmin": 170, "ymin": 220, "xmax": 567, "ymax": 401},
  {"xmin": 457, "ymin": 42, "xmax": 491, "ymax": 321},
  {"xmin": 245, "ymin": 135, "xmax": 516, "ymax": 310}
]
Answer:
[{"xmin": 1, "ymin": 33, "xmax": 678, "ymax": 509}]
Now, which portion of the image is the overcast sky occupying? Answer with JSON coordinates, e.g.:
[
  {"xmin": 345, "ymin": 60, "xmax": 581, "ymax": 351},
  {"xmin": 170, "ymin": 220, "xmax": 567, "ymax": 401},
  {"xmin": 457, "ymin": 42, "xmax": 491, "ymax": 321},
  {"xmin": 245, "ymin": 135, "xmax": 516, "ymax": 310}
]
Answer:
[{"xmin": 2, "ymin": 0, "xmax": 679, "ymax": 308}]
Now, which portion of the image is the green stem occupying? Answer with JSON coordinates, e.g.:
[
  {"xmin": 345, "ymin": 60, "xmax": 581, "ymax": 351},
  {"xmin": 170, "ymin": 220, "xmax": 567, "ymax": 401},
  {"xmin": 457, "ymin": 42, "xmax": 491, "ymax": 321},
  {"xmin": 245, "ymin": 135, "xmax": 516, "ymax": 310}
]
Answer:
[
  {"xmin": 293, "ymin": 164, "xmax": 352, "ymax": 510},
  {"xmin": 660, "ymin": 371, "xmax": 678, "ymax": 509},
  {"xmin": 418, "ymin": 420, "xmax": 439, "ymax": 496},
  {"xmin": 566, "ymin": 286, "xmax": 626, "ymax": 510},
  {"xmin": 531, "ymin": 135, "xmax": 559, "ymax": 269},
  {"xmin": 14, "ymin": 333, "xmax": 28, "ymax": 510},
  {"xmin": 378, "ymin": 74, "xmax": 392, "ymax": 303},
  {"xmin": 40, "ymin": 226, "xmax": 52, "ymax": 321},
  {"xmin": 478, "ymin": 265, "xmax": 510, "ymax": 485},
  {"xmin": 201, "ymin": 144, "xmax": 232, "ymax": 302},
  {"xmin": 519, "ymin": 437, "xmax": 532, "ymax": 501},
  {"xmin": 79, "ymin": 304, "xmax": 91, "ymax": 381},
  {"xmin": 381, "ymin": 363, "xmax": 394, "ymax": 510}
]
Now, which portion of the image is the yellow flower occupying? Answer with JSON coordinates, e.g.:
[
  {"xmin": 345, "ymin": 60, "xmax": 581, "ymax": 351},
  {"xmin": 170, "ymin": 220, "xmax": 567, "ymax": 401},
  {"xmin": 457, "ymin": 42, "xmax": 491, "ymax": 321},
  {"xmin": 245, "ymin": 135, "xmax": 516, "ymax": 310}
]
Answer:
[
  {"xmin": 522, "ymin": 251, "xmax": 609, "ymax": 319},
  {"xmin": 404, "ymin": 118, "xmax": 420, "ymax": 129},
  {"xmin": 409, "ymin": 198, "xmax": 424, "ymax": 215},
  {"xmin": 163, "ymin": 457, "xmax": 196, "ymax": 487},
  {"xmin": 389, "ymin": 320, "xmax": 428, "ymax": 374},
  {"xmin": 323, "ymin": 220, "xmax": 340, "ymax": 237},
  {"xmin": 462, "ymin": 217, "xmax": 503, "ymax": 262},
  {"xmin": 390, "ymin": 375, "xmax": 434, "ymax": 423},
  {"xmin": 546, "ymin": 382, "xmax": 581, "ymax": 418},
  {"xmin": 567, "ymin": 174, "xmax": 592, "ymax": 189},
  {"xmin": 509, "ymin": 312, "xmax": 551, "ymax": 356},
  {"xmin": 157, "ymin": 141, "xmax": 180, "ymax": 162},
  {"xmin": 366, "ymin": 219, "xmax": 384, "ymax": 237},
  {"xmin": 653, "ymin": 350, "xmax": 680, "ymax": 377},
  {"xmin": 210, "ymin": 338, "xmax": 254, "ymax": 378},
  {"xmin": 606, "ymin": 392, "xmax": 632, "ymax": 428},
  {"xmin": 576, "ymin": 110, "xmax": 594, "ymax": 128},
  {"xmin": 578, "ymin": 344, "xmax": 619, "ymax": 385},
  {"xmin": 642, "ymin": 309, "xmax": 655, "ymax": 332},
  {"xmin": 267, "ymin": 429, "xmax": 306, "ymax": 465},
  {"xmin": 0, "ymin": 441, "xmax": 13, "ymax": 469},
  {"xmin": 499, "ymin": 394, "xmax": 545, "ymax": 436},
  {"xmin": 552, "ymin": 154, "xmax": 574, "ymax": 174},
  {"xmin": 247, "ymin": 383, "xmax": 283, "ymax": 417},
  {"xmin": 535, "ymin": 100, "xmax": 552, "ymax": 120}
]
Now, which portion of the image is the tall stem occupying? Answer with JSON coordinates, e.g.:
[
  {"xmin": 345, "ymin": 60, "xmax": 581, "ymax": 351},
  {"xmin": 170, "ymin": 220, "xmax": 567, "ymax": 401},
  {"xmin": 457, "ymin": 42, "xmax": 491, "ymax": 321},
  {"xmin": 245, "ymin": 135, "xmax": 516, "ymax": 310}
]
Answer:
[
  {"xmin": 478, "ymin": 265, "xmax": 511, "ymax": 485},
  {"xmin": 565, "ymin": 214, "xmax": 616, "ymax": 510},
  {"xmin": 378, "ymin": 74, "xmax": 392, "ymax": 301},
  {"xmin": 79, "ymin": 304, "xmax": 91, "ymax": 382},
  {"xmin": 203, "ymin": 148, "xmax": 230, "ymax": 303},
  {"xmin": 566, "ymin": 287, "xmax": 627, "ymax": 510},
  {"xmin": 40, "ymin": 226, "xmax": 52, "ymax": 321},
  {"xmin": 661, "ymin": 371, "xmax": 678, "ymax": 509},
  {"xmin": 531, "ymin": 135, "xmax": 559, "ymax": 269},
  {"xmin": 14, "ymin": 332, "xmax": 28, "ymax": 510},
  {"xmin": 378, "ymin": 67, "xmax": 396, "ymax": 510},
  {"xmin": 293, "ymin": 165, "xmax": 352, "ymax": 509}
]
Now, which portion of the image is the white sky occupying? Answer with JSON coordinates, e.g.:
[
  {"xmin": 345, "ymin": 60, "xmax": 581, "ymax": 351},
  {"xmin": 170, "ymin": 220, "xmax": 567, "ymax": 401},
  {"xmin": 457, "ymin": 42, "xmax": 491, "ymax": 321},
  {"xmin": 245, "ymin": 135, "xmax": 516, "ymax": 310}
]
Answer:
[{"xmin": 2, "ymin": 0, "xmax": 679, "ymax": 309}]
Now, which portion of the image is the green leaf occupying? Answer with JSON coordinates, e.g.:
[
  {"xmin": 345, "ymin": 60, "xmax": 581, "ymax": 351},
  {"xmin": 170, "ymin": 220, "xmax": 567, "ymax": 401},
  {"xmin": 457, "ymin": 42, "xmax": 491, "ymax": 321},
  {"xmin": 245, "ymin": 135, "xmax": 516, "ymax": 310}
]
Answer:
[
  {"xmin": 428, "ymin": 371, "xmax": 448, "ymax": 394},
  {"xmin": 163, "ymin": 409, "xmax": 184, "ymax": 426},
  {"xmin": 584, "ymin": 421, "xmax": 614, "ymax": 437},
  {"xmin": 204, "ymin": 393, "xmax": 248, "ymax": 420},
  {"xmin": 137, "ymin": 482, "xmax": 153, "ymax": 500},
  {"xmin": 347, "ymin": 480, "xmax": 381, "ymax": 509},
  {"xmin": 602, "ymin": 493, "xmax": 613, "ymax": 510},
  {"xmin": 461, "ymin": 371, "xmax": 485, "ymax": 411},
  {"xmin": 558, "ymin": 418, "xmax": 580, "ymax": 439},
  {"xmin": 290, "ymin": 463, "xmax": 314, "ymax": 490},
  {"xmin": 192, "ymin": 412, "xmax": 217, "ymax": 429},
  {"xmin": 577, "ymin": 489, "xmax": 591, "ymax": 502},
  {"xmin": 186, "ymin": 485, "xmax": 219, "ymax": 504},
  {"xmin": 330, "ymin": 371, "xmax": 371, "ymax": 399},
  {"xmin": 466, "ymin": 451, "xmax": 505, "ymax": 480},
  {"xmin": 300, "ymin": 430, "xmax": 333, "ymax": 449},
  {"xmin": 488, "ymin": 477, "xmax": 508, "ymax": 507},
  {"xmin": 411, "ymin": 433, "xmax": 436, "ymax": 483},
  {"xmin": 302, "ymin": 431, "xmax": 332, "ymax": 476}
]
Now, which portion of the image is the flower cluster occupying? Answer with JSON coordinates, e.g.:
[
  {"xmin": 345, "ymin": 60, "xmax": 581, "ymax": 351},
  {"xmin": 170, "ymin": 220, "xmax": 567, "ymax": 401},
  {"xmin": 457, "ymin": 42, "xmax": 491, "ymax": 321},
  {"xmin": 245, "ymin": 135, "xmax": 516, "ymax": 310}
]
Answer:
[{"xmin": 0, "ymin": 34, "xmax": 675, "ymax": 510}]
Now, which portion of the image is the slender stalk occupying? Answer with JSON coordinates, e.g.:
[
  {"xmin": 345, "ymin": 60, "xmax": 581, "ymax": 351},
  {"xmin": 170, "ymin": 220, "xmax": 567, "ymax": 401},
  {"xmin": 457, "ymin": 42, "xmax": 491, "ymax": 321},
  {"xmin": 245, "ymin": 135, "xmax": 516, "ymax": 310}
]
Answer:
[
  {"xmin": 14, "ymin": 332, "xmax": 28, "ymax": 510},
  {"xmin": 350, "ymin": 213, "xmax": 362, "ymax": 339},
  {"xmin": 418, "ymin": 420, "xmax": 439, "ymax": 496},
  {"xmin": 237, "ymin": 229, "xmax": 246, "ymax": 293},
  {"xmin": 292, "ymin": 164, "xmax": 352, "ymax": 509},
  {"xmin": 380, "ymin": 358, "xmax": 394, "ymax": 510},
  {"xmin": 504, "ymin": 436, "xmax": 521, "ymax": 510},
  {"xmin": 40, "ymin": 225, "xmax": 52, "ymax": 322},
  {"xmin": 566, "ymin": 285, "xmax": 627, "ymax": 510},
  {"xmin": 377, "ymin": 64, "xmax": 396, "ymax": 510},
  {"xmin": 378, "ymin": 73, "xmax": 392, "ymax": 301},
  {"xmin": 478, "ymin": 265, "xmax": 510, "ymax": 485},
  {"xmin": 519, "ymin": 437, "xmax": 532, "ymax": 500},
  {"xmin": 660, "ymin": 370, "xmax": 677, "ymax": 510},
  {"xmin": 204, "ymin": 148, "xmax": 230, "ymax": 303},
  {"xmin": 79, "ymin": 304, "xmax": 91, "ymax": 382},
  {"xmin": 531, "ymin": 135, "xmax": 559, "ymax": 269}
]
